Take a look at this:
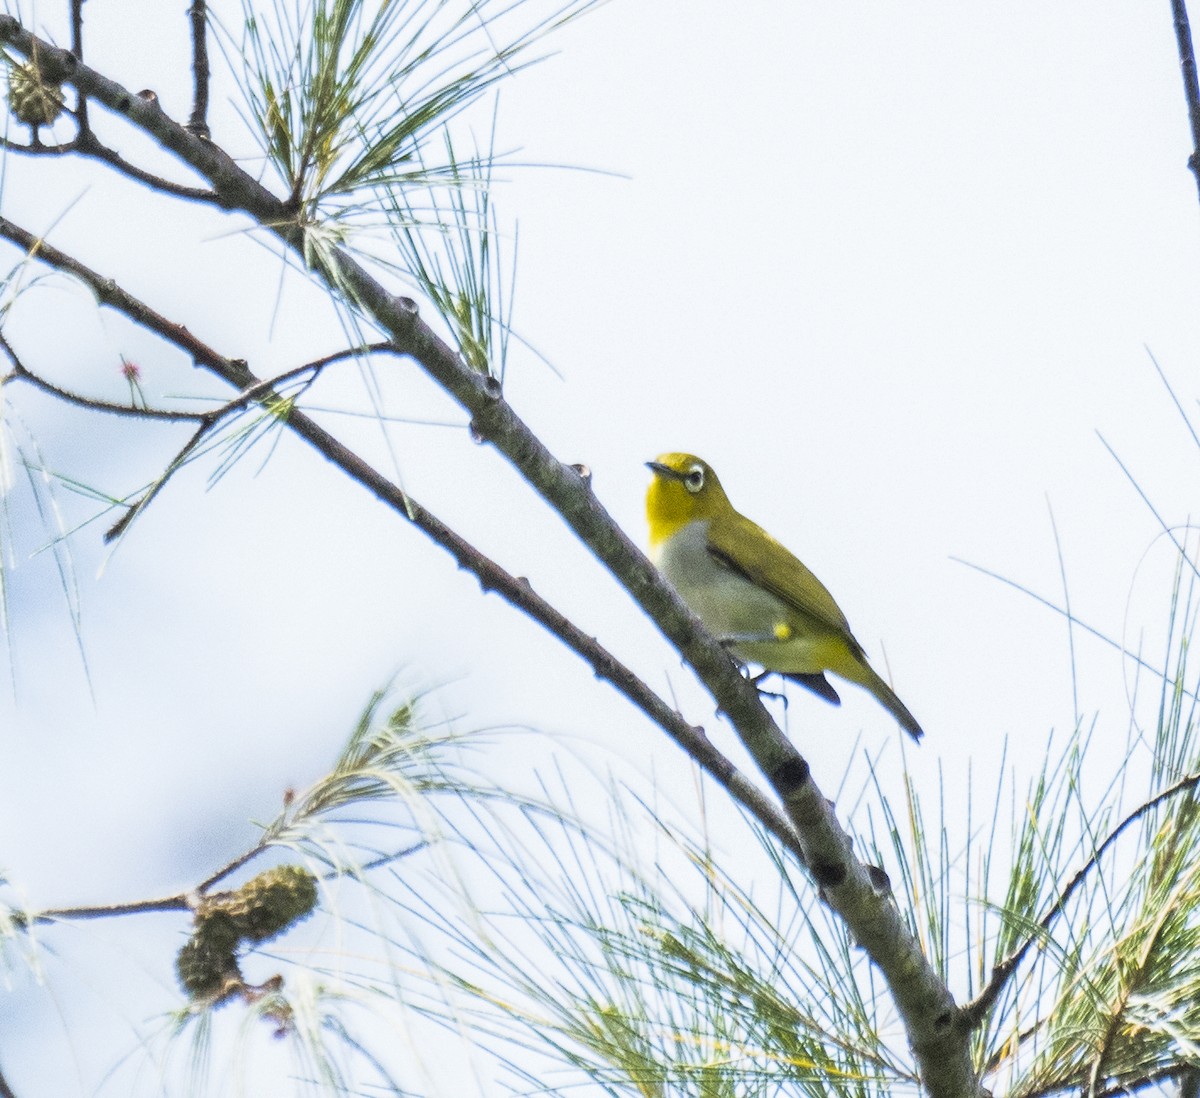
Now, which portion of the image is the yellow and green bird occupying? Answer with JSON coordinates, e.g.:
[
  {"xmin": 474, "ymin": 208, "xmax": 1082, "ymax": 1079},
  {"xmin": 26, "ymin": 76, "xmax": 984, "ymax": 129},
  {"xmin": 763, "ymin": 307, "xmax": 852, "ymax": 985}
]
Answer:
[{"xmin": 645, "ymin": 452, "xmax": 924, "ymax": 741}]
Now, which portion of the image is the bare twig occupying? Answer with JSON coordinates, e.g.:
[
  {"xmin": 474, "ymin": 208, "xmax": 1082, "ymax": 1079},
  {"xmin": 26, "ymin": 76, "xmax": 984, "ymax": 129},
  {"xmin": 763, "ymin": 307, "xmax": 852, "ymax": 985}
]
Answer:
[
  {"xmin": 3, "ymin": 329, "xmax": 394, "ymax": 539},
  {"xmin": 197, "ymin": 836, "xmax": 428, "ymax": 893},
  {"xmin": 0, "ymin": 1063, "xmax": 19, "ymax": 1098},
  {"xmin": 17, "ymin": 892, "xmax": 191, "ymax": 927},
  {"xmin": 186, "ymin": 0, "xmax": 210, "ymax": 139},
  {"xmin": 0, "ymin": 137, "xmax": 73, "ymax": 156},
  {"xmin": 197, "ymin": 840, "xmax": 270, "ymax": 895},
  {"xmin": 2, "ymin": 339, "xmax": 383, "ymax": 425},
  {"xmin": 15, "ymin": 836, "xmax": 428, "ymax": 931},
  {"xmin": 962, "ymin": 768, "xmax": 1200, "ymax": 1028},
  {"xmin": 103, "ymin": 420, "xmax": 208, "ymax": 542},
  {"xmin": 1172, "ymin": 0, "xmax": 1200, "ymax": 206},
  {"xmin": 102, "ymin": 346, "xmax": 393, "ymax": 539},
  {"xmin": 303, "ymin": 341, "xmax": 395, "ymax": 371},
  {"xmin": 69, "ymin": 0, "xmax": 87, "ymax": 132},
  {"xmin": 75, "ymin": 129, "xmax": 222, "ymax": 203},
  {"xmin": 353, "ymin": 841, "xmax": 431, "ymax": 875},
  {"xmin": 0, "ymin": 129, "xmax": 223, "ymax": 203},
  {"xmin": 0, "ymin": 339, "xmax": 204, "ymax": 421}
]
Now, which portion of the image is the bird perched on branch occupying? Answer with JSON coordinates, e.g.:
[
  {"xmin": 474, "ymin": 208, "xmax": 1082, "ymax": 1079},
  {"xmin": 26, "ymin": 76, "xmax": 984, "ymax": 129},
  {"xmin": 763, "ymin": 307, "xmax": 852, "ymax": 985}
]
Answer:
[{"xmin": 645, "ymin": 452, "xmax": 923, "ymax": 742}]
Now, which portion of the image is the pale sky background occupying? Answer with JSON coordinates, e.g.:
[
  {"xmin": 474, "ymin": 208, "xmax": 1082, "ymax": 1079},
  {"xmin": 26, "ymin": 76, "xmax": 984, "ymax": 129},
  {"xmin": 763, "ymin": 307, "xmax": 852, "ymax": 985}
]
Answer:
[{"xmin": 1, "ymin": 1, "xmax": 1199, "ymax": 1094}]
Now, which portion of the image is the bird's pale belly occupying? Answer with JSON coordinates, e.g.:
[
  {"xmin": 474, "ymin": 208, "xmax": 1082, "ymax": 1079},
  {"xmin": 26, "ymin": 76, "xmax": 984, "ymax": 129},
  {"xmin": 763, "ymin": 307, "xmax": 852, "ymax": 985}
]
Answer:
[{"xmin": 653, "ymin": 521, "xmax": 841, "ymax": 674}]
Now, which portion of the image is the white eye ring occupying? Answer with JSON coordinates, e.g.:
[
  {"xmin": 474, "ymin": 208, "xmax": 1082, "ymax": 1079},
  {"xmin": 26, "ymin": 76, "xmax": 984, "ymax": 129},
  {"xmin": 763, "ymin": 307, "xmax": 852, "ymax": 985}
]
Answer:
[{"xmin": 684, "ymin": 466, "xmax": 705, "ymax": 493}]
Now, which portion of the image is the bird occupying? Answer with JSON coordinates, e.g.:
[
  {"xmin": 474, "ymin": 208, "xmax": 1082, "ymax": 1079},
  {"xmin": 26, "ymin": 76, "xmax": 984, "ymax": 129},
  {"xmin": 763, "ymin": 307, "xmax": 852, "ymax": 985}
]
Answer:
[{"xmin": 645, "ymin": 452, "xmax": 924, "ymax": 741}]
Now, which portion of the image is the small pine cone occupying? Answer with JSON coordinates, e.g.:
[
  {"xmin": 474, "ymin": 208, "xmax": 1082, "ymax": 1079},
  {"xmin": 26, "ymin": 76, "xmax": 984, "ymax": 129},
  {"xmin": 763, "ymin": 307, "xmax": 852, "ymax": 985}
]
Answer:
[
  {"xmin": 7, "ymin": 59, "xmax": 65, "ymax": 127},
  {"xmin": 227, "ymin": 865, "xmax": 318, "ymax": 944},
  {"xmin": 176, "ymin": 933, "xmax": 243, "ymax": 1002},
  {"xmin": 192, "ymin": 905, "xmax": 243, "ymax": 955}
]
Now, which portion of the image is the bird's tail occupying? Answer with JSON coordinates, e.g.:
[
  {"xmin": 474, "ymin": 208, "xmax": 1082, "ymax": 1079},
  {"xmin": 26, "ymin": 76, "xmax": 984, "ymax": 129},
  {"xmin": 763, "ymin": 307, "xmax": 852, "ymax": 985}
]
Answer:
[{"xmin": 840, "ymin": 658, "xmax": 925, "ymax": 742}]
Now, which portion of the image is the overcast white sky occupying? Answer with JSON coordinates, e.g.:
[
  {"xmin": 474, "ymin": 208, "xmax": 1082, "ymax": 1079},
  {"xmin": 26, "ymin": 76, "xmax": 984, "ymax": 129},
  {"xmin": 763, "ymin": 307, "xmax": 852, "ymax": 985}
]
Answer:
[{"xmin": 2, "ymin": 1, "xmax": 1200, "ymax": 1094}]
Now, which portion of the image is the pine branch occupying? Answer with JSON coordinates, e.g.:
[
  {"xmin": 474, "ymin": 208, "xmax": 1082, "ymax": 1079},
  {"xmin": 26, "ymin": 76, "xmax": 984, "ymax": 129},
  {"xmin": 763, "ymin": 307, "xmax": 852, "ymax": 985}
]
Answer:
[
  {"xmin": 186, "ymin": 0, "xmax": 210, "ymax": 138},
  {"xmin": 20, "ymin": 894, "xmax": 192, "ymax": 924},
  {"xmin": 1171, "ymin": 0, "xmax": 1200, "ymax": 206},
  {"xmin": 962, "ymin": 767, "xmax": 1200, "ymax": 1028},
  {"xmin": 74, "ymin": 128, "xmax": 221, "ymax": 202},
  {"xmin": 0, "ymin": 19, "xmax": 978, "ymax": 1094},
  {"xmin": 69, "ymin": 0, "xmax": 87, "ymax": 132},
  {"xmin": 0, "ymin": 126, "xmax": 223, "ymax": 202},
  {"xmin": 0, "ymin": 337, "xmax": 205, "ymax": 421}
]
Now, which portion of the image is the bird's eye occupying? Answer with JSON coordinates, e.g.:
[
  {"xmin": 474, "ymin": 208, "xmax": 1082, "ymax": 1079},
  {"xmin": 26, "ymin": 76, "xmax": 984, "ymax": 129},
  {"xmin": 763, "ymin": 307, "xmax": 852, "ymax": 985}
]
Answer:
[{"xmin": 684, "ymin": 466, "xmax": 705, "ymax": 493}]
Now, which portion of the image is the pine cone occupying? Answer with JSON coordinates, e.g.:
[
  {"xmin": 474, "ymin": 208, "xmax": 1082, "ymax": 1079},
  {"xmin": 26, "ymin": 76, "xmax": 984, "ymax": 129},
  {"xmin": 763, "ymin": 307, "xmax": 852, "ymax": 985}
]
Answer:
[{"xmin": 7, "ymin": 59, "xmax": 65, "ymax": 127}]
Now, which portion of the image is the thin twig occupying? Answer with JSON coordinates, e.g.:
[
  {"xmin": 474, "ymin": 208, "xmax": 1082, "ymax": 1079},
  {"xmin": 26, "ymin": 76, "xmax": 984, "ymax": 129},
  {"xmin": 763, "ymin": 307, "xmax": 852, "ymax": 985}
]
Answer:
[
  {"xmin": 182, "ymin": 343, "xmax": 393, "ymax": 420},
  {"xmin": 69, "ymin": 0, "xmax": 87, "ymax": 132},
  {"xmin": 103, "ymin": 347, "xmax": 393, "ymax": 540},
  {"xmin": 103, "ymin": 420, "xmax": 208, "ymax": 542},
  {"xmin": 0, "ymin": 136, "xmax": 73, "ymax": 156},
  {"xmin": 75, "ymin": 130, "xmax": 222, "ymax": 203},
  {"xmin": 0, "ymin": 129, "xmax": 223, "ymax": 203},
  {"xmin": 202, "ymin": 840, "xmax": 429, "ymax": 893},
  {"xmin": 186, "ymin": 0, "xmax": 210, "ymax": 139},
  {"xmin": 961, "ymin": 768, "xmax": 1200, "ymax": 1027},
  {"xmin": 0, "ymin": 342, "xmax": 205, "ymax": 422},
  {"xmin": 0, "ymin": 1064, "xmax": 18, "ymax": 1098},
  {"xmin": 3, "ymin": 340, "xmax": 384, "ymax": 423},
  {"xmin": 17, "ymin": 837, "xmax": 428, "ymax": 929},
  {"xmin": 302, "ymin": 341, "xmax": 395, "ymax": 371},
  {"xmin": 1171, "ymin": 0, "xmax": 1200, "ymax": 206},
  {"xmin": 353, "ymin": 841, "xmax": 431, "ymax": 875},
  {"xmin": 2, "ymin": 335, "xmax": 235, "ymax": 541},
  {"xmin": 17, "ymin": 893, "xmax": 191, "ymax": 927},
  {"xmin": 3, "ymin": 330, "xmax": 394, "ymax": 539},
  {"xmin": 197, "ymin": 840, "xmax": 270, "ymax": 894}
]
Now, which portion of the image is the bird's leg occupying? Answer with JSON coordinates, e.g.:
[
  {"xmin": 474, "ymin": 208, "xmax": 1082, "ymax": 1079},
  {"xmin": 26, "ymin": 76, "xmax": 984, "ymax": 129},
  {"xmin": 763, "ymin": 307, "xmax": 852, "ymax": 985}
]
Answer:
[
  {"xmin": 748, "ymin": 668, "xmax": 789, "ymax": 707},
  {"xmin": 715, "ymin": 635, "xmax": 791, "ymax": 705}
]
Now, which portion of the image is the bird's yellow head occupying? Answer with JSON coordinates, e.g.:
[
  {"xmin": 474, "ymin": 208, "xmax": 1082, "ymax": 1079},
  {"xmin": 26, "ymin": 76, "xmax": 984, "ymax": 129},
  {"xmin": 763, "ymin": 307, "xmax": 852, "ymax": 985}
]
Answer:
[{"xmin": 645, "ymin": 452, "xmax": 732, "ymax": 545}]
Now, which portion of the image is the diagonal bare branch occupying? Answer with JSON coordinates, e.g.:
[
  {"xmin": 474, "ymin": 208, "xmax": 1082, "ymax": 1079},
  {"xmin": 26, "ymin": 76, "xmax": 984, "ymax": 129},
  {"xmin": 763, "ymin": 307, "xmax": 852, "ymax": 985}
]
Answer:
[
  {"xmin": 1171, "ymin": 0, "xmax": 1200, "ymax": 206},
  {"xmin": 0, "ymin": 337, "xmax": 205, "ymax": 421},
  {"xmin": 186, "ymin": 0, "xmax": 210, "ymax": 139},
  {"xmin": 69, "ymin": 0, "xmax": 87, "ymax": 132}
]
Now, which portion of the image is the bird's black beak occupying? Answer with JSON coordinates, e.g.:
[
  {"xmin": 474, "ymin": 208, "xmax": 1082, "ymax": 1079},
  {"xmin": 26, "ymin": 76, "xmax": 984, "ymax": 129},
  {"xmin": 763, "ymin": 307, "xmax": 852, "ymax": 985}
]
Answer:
[{"xmin": 646, "ymin": 461, "xmax": 684, "ymax": 480}]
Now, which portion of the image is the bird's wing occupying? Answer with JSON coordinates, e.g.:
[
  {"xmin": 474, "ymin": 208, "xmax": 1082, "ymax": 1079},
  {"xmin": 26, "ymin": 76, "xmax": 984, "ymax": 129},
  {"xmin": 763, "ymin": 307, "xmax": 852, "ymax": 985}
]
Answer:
[{"xmin": 706, "ymin": 511, "xmax": 858, "ymax": 642}]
